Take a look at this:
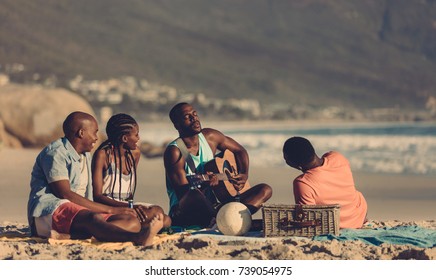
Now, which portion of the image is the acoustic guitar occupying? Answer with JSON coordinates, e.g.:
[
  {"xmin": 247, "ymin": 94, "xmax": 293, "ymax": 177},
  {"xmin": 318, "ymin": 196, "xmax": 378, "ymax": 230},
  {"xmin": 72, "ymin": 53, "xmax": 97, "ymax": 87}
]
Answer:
[{"xmin": 186, "ymin": 149, "xmax": 251, "ymax": 202}]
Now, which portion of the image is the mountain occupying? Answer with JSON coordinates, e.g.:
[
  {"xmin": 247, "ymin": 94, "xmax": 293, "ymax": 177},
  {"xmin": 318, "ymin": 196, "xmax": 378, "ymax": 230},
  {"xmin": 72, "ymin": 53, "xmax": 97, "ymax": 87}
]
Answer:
[{"xmin": 1, "ymin": 0, "xmax": 436, "ymax": 109}]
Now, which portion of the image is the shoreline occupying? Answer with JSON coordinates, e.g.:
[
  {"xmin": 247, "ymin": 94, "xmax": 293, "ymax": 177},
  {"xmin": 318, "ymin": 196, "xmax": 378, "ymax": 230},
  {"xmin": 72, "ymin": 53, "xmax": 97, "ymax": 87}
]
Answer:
[{"xmin": 1, "ymin": 148, "xmax": 435, "ymax": 223}]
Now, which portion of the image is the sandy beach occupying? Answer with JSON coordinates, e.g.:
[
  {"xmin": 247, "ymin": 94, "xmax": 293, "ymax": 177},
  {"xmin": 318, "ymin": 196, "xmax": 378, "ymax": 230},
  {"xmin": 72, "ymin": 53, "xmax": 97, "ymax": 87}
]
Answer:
[{"xmin": 1, "ymin": 147, "xmax": 435, "ymax": 260}]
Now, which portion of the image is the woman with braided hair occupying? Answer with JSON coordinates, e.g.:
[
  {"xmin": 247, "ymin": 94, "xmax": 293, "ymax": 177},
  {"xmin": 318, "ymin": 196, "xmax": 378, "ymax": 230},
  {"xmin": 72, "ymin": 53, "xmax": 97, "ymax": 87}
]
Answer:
[{"xmin": 92, "ymin": 113, "xmax": 171, "ymax": 228}]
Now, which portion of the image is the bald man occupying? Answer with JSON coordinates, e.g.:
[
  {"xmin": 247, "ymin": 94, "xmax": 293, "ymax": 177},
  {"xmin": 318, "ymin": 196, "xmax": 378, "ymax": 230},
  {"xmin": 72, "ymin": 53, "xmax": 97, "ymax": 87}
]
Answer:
[{"xmin": 27, "ymin": 111, "xmax": 163, "ymax": 246}]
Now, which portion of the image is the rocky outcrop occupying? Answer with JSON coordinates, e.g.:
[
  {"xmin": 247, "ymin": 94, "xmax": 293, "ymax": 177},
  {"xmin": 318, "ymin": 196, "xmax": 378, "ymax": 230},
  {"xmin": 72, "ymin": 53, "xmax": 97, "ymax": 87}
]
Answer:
[
  {"xmin": 0, "ymin": 119, "xmax": 22, "ymax": 148},
  {"xmin": 0, "ymin": 83, "xmax": 95, "ymax": 148}
]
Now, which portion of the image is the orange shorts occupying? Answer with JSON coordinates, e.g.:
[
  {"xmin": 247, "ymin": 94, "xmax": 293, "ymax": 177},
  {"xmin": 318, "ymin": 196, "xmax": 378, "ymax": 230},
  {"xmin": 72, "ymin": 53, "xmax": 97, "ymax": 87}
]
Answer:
[{"xmin": 52, "ymin": 202, "xmax": 113, "ymax": 234}]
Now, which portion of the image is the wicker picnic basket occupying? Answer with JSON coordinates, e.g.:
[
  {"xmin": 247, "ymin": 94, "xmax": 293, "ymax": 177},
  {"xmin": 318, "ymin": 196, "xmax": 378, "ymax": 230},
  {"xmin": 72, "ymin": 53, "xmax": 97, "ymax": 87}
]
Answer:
[{"xmin": 262, "ymin": 204, "xmax": 340, "ymax": 237}]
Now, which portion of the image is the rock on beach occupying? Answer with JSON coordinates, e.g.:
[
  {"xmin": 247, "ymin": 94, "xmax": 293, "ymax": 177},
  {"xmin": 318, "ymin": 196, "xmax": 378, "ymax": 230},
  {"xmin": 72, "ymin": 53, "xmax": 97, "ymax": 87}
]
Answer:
[{"xmin": 0, "ymin": 83, "xmax": 95, "ymax": 148}]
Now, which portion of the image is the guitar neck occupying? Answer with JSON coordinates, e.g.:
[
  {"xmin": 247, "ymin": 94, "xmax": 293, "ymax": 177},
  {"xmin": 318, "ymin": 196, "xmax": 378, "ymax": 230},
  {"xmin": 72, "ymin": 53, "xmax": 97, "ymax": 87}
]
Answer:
[{"xmin": 195, "ymin": 173, "xmax": 228, "ymax": 182}]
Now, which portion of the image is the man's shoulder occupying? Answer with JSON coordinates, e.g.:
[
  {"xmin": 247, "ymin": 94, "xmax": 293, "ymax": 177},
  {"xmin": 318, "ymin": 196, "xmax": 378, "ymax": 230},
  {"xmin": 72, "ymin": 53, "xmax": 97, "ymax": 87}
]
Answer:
[
  {"xmin": 40, "ymin": 138, "xmax": 66, "ymax": 156},
  {"xmin": 293, "ymin": 175, "xmax": 315, "ymax": 190},
  {"xmin": 321, "ymin": 151, "xmax": 351, "ymax": 172},
  {"xmin": 164, "ymin": 142, "xmax": 179, "ymax": 151},
  {"xmin": 324, "ymin": 151, "xmax": 348, "ymax": 162},
  {"xmin": 163, "ymin": 141, "xmax": 182, "ymax": 160},
  {"xmin": 164, "ymin": 138, "xmax": 178, "ymax": 151},
  {"xmin": 38, "ymin": 138, "xmax": 81, "ymax": 166},
  {"xmin": 201, "ymin": 128, "xmax": 214, "ymax": 133},
  {"xmin": 46, "ymin": 138, "xmax": 64, "ymax": 148},
  {"xmin": 293, "ymin": 174, "xmax": 305, "ymax": 184},
  {"xmin": 201, "ymin": 127, "xmax": 221, "ymax": 136}
]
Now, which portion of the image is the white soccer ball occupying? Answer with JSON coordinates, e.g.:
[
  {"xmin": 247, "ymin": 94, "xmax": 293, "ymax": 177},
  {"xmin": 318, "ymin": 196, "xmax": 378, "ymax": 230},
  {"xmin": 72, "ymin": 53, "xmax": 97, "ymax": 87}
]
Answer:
[{"xmin": 216, "ymin": 202, "xmax": 252, "ymax": 236}]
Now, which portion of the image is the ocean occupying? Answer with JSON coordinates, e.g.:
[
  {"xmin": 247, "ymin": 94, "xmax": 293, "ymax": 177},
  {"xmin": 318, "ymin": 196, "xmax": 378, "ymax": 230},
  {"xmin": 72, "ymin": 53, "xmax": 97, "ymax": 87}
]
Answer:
[{"xmin": 140, "ymin": 121, "xmax": 436, "ymax": 176}]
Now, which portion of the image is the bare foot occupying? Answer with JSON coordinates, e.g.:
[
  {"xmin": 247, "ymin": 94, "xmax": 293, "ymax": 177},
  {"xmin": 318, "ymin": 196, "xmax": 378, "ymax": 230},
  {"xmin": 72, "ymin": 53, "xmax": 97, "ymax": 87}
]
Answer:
[{"xmin": 136, "ymin": 213, "xmax": 164, "ymax": 246}]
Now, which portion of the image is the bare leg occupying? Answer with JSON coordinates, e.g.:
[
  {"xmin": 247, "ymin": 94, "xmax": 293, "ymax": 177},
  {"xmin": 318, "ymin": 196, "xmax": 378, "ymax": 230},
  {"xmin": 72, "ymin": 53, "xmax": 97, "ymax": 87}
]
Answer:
[
  {"xmin": 239, "ymin": 183, "xmax": 273, "ymax": 213},
  {"xmin": 70, "ymin": 210, "xmax": 163, "ymax": 246},
  {"xmin": 173, "ymin": 189, "xmax": 216, "ymax": 227},
  {"xmin": 106, "ymin": 214, "xmax": 141, "ymax": 232}
]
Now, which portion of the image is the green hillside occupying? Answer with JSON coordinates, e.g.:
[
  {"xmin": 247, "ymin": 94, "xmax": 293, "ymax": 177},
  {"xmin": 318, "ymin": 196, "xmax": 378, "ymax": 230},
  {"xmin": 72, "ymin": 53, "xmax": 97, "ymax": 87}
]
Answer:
[{"xmin": 1, "ymin": 0, "xmax": 435, "ymax": 109}]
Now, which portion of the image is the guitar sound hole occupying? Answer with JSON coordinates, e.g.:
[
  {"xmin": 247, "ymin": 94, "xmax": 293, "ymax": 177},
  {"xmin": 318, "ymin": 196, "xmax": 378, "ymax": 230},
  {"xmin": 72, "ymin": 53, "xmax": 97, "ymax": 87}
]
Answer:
[{"xmin": 222, "ymin": 160, "xmax": 235, "ymax": 175}]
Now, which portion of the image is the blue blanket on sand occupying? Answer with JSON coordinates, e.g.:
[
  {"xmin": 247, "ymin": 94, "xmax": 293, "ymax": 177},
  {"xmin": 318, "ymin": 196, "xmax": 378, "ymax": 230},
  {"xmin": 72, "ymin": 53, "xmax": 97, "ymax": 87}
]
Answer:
[
  {"xmin": 313, "ymin": 226, "xmax": 436, "ymax": 248},
  {"xmin": 165, "ymin": 225, "xmax": 436, "ymax": 248}
]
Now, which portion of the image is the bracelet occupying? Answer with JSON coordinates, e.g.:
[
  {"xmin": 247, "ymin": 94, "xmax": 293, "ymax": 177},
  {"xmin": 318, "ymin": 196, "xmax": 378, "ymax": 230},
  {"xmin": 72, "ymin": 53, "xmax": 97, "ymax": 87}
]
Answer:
[{"xmin": 134, "ymin": 207, "xmax": 148, "ymax": 222}]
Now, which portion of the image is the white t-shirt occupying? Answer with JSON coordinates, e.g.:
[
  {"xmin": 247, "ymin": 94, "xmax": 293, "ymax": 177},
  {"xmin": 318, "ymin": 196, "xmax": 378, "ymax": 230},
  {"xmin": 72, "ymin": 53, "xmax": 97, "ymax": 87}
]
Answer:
[{"xmin": 76, "ymin": 154, "xmax": 88, "ymax": 197}]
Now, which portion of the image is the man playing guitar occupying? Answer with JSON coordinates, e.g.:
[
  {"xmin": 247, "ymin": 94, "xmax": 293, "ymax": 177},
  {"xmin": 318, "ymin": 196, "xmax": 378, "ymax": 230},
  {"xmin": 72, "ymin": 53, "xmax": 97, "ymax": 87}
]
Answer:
[{"xmin": 163, "ymin": 102, "xmax": 273, "ymax": 228}]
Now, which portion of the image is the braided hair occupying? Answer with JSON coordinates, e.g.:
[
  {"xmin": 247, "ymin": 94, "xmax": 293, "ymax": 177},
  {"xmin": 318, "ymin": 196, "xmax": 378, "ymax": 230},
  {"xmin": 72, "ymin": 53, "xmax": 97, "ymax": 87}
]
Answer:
[{"xmin": 96, "ymin": 113, "xmax": 138, "ymax": 201}]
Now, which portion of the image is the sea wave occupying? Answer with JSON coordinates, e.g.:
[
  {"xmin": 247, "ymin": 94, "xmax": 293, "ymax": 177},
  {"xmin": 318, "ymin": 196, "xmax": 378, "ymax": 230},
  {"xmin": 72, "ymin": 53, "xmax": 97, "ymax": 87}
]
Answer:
[
  {"xmin": 231, "ymin": 133, "xmax": 436, "ymax": 175},
  {"xmin": 140, "ymin": 122, "xmax": 436, "ymax": 175}
]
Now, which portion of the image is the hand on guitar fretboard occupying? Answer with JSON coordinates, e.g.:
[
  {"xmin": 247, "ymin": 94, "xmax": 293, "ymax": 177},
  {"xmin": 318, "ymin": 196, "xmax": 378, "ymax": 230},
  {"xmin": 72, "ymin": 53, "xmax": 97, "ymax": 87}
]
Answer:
[{"xmin": 186, "ymin": 173, "xmax": 228, "ymax": 189}]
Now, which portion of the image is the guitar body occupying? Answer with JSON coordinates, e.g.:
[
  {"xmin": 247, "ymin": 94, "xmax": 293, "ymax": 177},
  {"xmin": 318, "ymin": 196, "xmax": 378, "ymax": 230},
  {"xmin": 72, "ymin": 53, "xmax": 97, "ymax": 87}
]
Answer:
[{"xmin": 204, "ymin": 149, "xmax": 251, "ymax": 202}]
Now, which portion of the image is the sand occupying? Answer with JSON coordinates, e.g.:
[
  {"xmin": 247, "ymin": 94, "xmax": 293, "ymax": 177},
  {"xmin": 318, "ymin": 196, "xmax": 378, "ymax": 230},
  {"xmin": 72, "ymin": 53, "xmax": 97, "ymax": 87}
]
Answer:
[{"xmin": 0, "ymin": 147, "xmax": 435, "ymax": 260}]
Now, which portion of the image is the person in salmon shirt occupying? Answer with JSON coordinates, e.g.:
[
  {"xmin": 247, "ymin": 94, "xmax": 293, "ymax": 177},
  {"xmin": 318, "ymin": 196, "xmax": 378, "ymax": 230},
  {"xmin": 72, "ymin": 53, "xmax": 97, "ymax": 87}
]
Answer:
[{"xmin": 283, "ymin": 136, "xmax": 368, "ymax": 228}]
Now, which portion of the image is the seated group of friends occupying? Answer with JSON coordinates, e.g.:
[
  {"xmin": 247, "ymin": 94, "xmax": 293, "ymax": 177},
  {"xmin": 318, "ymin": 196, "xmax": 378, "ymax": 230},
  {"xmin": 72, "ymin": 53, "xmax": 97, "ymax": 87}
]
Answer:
[{"xmin": 27, "ymin": 102, "xmax": 368, "ymax": 246}]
